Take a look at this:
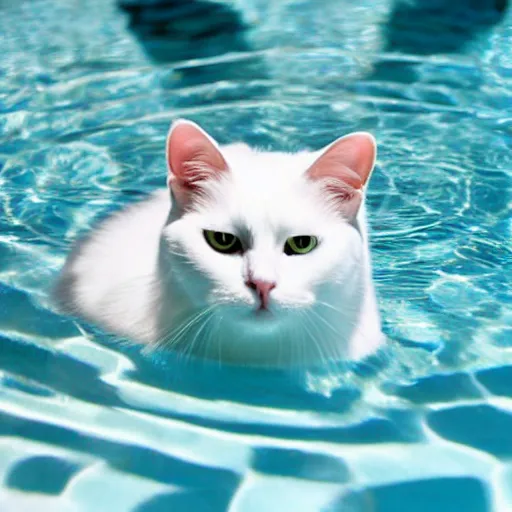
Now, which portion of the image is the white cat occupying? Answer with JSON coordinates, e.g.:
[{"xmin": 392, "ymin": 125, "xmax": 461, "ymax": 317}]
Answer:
[{"xmin": 55, "ymin": 120, "xmax": 384, "ymax": 366}]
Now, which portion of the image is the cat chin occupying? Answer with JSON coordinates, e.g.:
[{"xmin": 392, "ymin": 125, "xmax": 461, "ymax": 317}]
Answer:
[
  {"xmin": 185, "ymin": 323, "xmax": 346, "ymax": 367},
  {"xmin": 211, "ymin": 300, "xmax": 302, "ymax": 323}
]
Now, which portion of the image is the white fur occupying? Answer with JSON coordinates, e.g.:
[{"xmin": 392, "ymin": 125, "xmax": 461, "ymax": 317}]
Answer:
[{"xmin": 56, "ymin": 130, "xmax": 384, "ymax": 366}]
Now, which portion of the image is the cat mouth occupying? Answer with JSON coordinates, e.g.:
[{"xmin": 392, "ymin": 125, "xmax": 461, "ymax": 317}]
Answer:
[
  {"xmin": 253, "ymin": 303, "xmax": 276, "ymax": 317},
  {"xmin": 255, "ymin": 306, "xmax": 272, "ymax": 314}
]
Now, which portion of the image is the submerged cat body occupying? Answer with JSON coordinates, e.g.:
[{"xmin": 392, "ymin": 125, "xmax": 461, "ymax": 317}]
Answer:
[{"xmin": 56, "ymin": 120, "xmax": 384, "ymax": 366}]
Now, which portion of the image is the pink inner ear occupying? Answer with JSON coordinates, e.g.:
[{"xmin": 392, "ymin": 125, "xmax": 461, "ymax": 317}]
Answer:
[
  {"xmin": 306, "ymin": 132, "xmax": 376, "ymax": 219},
  {"xmin": 307, "ymin": 132, "xmax": 376, "ymax": 188},
  {"xmin": 167, "ymin": 121, "xmax": 228, "ymax": 204}
]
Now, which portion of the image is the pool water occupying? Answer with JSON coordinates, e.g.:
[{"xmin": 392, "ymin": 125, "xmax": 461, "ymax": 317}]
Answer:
[{"xmin": 1, "ymin": 0, "xmax": 511, "ymax": 510}]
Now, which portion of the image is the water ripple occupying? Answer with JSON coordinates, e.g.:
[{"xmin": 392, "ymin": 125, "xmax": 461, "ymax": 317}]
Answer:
[{"xmin": 1, "ymin": 0, "xmax": 511, "ymax": 509}]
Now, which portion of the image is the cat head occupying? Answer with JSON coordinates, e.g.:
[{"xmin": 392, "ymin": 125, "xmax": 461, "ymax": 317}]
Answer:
[{"xmin": 162, "ymin": 119, "xmax": 377, "ymax": 364}]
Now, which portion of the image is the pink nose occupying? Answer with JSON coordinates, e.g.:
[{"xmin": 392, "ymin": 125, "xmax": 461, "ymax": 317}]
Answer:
[{"xmin": 246, "ymin": 279, "xmax": 276, "ymax": 309}]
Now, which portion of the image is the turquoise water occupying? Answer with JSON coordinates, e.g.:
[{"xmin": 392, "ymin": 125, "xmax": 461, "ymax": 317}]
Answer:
[{"xmin": 1, "ymin": 0, "xmax": 511, "ymax": 510}]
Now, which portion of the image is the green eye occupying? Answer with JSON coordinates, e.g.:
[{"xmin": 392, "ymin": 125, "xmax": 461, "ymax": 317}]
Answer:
[
  {"xmin": 284, "ymin": 236, "xmax": 318, "ymax": 255},
  {"xmin": 204, "ymin": 230, "xmax": 242, "ymax": 254}
]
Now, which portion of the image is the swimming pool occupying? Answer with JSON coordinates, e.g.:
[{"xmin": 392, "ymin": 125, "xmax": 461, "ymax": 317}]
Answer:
[{"xmin": 0, "ymin": 0, "xmax": 511, "ymax": 510}]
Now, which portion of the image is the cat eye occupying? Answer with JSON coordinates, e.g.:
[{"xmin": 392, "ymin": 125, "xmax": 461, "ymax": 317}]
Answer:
[
  {"xmin": 204, "ymin": 230, "xmax": 242, "ymax": 254},
  {"xmin": 284, "ymin": 236, "xmax": 318, "ymax": 255}
]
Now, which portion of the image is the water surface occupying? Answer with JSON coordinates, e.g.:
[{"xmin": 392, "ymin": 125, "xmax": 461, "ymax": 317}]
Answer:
[{"xmin": 0, "ymin": 0, "xmax": 511, "ymax": 510}]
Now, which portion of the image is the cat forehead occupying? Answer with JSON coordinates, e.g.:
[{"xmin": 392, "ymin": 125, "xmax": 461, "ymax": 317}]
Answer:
[
  {"xmin": 195, "ymin": 145, "xmax": 335, "ymax": 230},
  {"xmin": 223, "ymin": 144, "xmax": 318, "ymax": 184},
  {"xmin": 224, "ymin": 146, "xmax": 319, "ymax": 206}
]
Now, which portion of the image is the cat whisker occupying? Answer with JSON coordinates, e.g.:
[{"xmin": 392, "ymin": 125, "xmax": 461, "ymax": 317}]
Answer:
[
  {"xmin": 215, "ymin": 313, "xmax": 225, "ymax": 367},
  {"xmin": 298, "ymin": 310, "xmax": 331, "ymax": 368},
  {"xmin": 314, "ymin": 292, "xmax": 365, "ymax": 314},
  {"xmin": 202, "ymin": 310, "xmax": 220, "ymax": 363},
  {"xmin": 181, "ymin": 310, "xmax": 217, "ymax": 364},
  {"xmin": 296, "ymin": 314, "xmax": 308, "ymax": 368},
  {"xmin": 194, "ymin": 309, "xmax": 222, "ymax": 365},
  {"xmin": 152, "ymin": 305, "xmax": 217, "ymax": 353},
  {"xmin": 309, "ymin": 308, "xmax": 347, "ymax": 339},
  {"xmin": 301, "ymin": 309, "xmax": 344, "ymax": 375},
  {"xmin": 165, "ymin": 248, "xmax": 190, "ymax": 259},
  {"xmin": 309, "ymin": 306, "xmax": 383, "ymax": 369},
  {"xmin": 314, "ymin": 300, "xmax": 348, "ymax": 315}
]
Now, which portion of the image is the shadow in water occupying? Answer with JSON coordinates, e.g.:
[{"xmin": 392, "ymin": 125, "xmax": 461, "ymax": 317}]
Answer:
[
  {"xmin": 119, "ymin": 0, "xmax": 251, "ymax": 63},
  {"xmin": 384, "ymin": 0, "xmax": 508, "ymax": 55},
  {"xmin": 371, "ymin": 0, "xmax": 508, "ymax": 82},
  {"xmin": 112, "ymin": 0, "xmax": 272, "ymax": 175},
  {"xmin": 118, "ymin": 0, "xmax": 268, "ymax": 90}
]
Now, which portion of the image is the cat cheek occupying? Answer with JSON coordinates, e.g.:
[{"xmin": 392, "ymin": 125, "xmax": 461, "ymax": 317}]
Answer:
[{"xmin": 272, "ymin": 287, "xmax": 314, "ymax": 307}]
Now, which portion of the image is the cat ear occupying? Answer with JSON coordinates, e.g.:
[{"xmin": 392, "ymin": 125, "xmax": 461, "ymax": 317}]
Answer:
[
  {"xmin": 166, "ymin": 119, "xmax": 228, "ymax": 206},
  {"xmin": 306, "ymin": 132, "xmax": 376, "ymax": 220}
]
